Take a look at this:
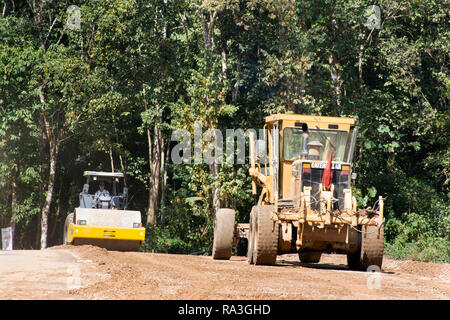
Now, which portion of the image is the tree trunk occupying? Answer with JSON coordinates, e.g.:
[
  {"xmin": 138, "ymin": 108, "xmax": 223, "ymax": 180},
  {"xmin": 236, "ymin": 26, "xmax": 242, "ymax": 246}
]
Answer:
[
  {"xmin": 329, "ymin": 54, "xmax": 343, "ymax": 116},
  {"xmin": 232, "ymin": 61, "xmax": 241, "ymax": 103},
  {"xmin": 160, "ymin": 141, "xmax": 168, "ymax": 226},
  {"xmin": 11, "ymin": 171, "xmax": 17, "ymax": 244},
  {"xmin": 119, "ymin": 153, "xmax": 127, "ymax": 187},
  {"xmin": 109, "ymin": 146, "xmax": 115, "ymax": 172},
  {"xmin": 221, "ymin": 50, "xmax": 227, "ymax": 82},
  {"xmin": 209, "ymin": 128, "xmax": 220, "ymax": 213},
  {"xmin": 39, "ymin": 86, "xmax": 61, "ymax": 249},
  {"xmin": 146, "ymin": 128, "xmax": 154, "ymax": 225},
  {"xmin": 37, "ymin": 117, "xmax": 45, "ymax": 249},
  {"xmin": 201, "ymin": 11, "xmax": 217, "ymax": 52},
  {"xmin": 33, "ymin": 1, "xmax": 64, "ymax": 249},
  {"xmin": 38, "ymin": 87, "xmax": 48, "ymax": 249},
  {"xmin": 41, "ymin": 140, "xmax": 58, "ymax": 249},
  {"xmin": 201, "ymin": 10, "xmax": 222, "ymax": 214},
  {"xmin": 112, "ymin": 115, "xmax": 127, "ymax": 186},
  {"xmin": 358, "ymin": 43, "xmax": 364, "ymax": 83},
  {"xmin": 147, "ymin": 124, "xmax": 163, "ymax": 225},
  {"xmin": 329, "ymin": 18, "xmax": 343, "ymax": 116},
  {"xmin": 50, "ymin": 176, "xmax": 63, "ymax": 243}
]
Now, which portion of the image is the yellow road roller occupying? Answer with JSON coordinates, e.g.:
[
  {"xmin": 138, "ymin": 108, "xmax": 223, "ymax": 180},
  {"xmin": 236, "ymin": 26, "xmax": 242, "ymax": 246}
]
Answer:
[{"xmin": 63, "ymin": 171, "xmax": 145, "ymax": 251}]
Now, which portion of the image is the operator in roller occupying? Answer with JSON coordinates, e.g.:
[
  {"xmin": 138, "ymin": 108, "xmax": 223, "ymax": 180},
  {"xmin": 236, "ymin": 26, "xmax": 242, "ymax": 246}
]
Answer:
[{"xmin": 93, "ymin": 181, "xmax": 110, "ymax": 204}]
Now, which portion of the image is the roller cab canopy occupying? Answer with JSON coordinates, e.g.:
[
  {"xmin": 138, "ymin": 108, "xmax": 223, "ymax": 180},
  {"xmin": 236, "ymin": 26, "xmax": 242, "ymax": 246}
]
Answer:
[
  {"xmin": 84, "ymin": 171, "xmax": 124, "ymax": 178},
  {"xmin": 84, "ymin": 171, "xmax": 124, "ymax": 183}
]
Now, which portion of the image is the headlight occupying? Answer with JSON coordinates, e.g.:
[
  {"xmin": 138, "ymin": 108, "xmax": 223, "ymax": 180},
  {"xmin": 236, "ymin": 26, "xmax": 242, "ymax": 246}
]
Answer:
[
  {"xmin": 133, "ymin": 223, "xmax": 142, "ymax": 228},
  {"xmin": 303, "ymin": 163, "xmax": 311, "ymax": 174},
  {"xmin": 77, "ymin": 220, "xmax": 87, "ymax": 225},
  {"xmin": 341, "ymin": 165, "xmax": 350, "ymax": 176}
]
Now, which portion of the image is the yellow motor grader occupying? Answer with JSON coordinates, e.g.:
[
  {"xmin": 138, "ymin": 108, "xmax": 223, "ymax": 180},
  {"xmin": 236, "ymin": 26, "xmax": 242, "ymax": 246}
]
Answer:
[{"xmin": 212, "ymin": 114, "xmax": 384, "ymax": 271}]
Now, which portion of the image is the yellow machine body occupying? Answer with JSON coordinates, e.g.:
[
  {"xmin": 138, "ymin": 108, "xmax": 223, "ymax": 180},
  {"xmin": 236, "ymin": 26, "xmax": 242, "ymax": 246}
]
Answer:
[
  {"xmin": 241, "ymin": 113, "xmax": 385, "ymax": 269},
  {"xmin": 67, "ymin": 224, "xmax": 145, "ymax": 243}
]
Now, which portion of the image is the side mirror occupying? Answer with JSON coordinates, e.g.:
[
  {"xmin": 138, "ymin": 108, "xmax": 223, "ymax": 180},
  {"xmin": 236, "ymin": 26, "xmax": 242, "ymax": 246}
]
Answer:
[{"xmin": 255, "ymin": 139, "xmax": 267, "ymax": 162}]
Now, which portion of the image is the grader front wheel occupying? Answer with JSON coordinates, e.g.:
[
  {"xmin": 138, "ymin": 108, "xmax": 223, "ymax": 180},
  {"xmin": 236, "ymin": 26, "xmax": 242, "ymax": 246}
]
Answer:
[
  {"xmin": 212, "ymin": 208, "xmax": 236, "ymax": 260},
  {"xmin": 347, "ymin": 225, "xmax": 384, "ymax": 271},
  {"xmin": 252, "ymin": 205, "xmax": 279, "ymax": 265}
]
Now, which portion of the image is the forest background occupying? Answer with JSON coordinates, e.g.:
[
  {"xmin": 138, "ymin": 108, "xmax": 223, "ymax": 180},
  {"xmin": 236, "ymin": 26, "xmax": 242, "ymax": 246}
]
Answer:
[{"xmin": 0, "ymin": 0, "xmax": 448, "ymax": 262}]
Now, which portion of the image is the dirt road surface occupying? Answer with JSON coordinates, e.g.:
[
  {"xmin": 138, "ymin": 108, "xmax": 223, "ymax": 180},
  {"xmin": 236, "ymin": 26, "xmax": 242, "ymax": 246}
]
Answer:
[{"xmin": 0, "ymin": 245, "xmax": 448, "ymax": 300}]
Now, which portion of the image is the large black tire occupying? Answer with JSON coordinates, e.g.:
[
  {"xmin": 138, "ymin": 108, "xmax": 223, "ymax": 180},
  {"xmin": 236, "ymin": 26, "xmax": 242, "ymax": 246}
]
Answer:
[
  {"xmin": 247, "ymin": 206, "xmax": 257, "ymax": 264},
  {"xmin": 253, "ymin": 205, "xmax": 279, "ymax": 265},
  {"xmin": 360, "ymin": 225, "xmax": 384, "ymax": 270},
  {"xmin": 63, "ymin": 213, "xmax": 74, "ymax": 245},
  {"xmin": 298, "ymin": 251, "xmax": 322, "ymax": 263},
  {"xmin": 212, "ymin": 208, "xmax": 236, "ymax": 260},
  {"xmin": 347, "ymin": 225, "xmax": 384, "ymax": 271}
]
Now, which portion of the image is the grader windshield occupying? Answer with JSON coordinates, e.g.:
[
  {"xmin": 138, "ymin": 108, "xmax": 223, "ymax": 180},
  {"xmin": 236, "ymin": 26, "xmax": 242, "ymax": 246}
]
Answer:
[{"xmin": 283, "ymin": 128, "xmax": 350, "ymax": 162}]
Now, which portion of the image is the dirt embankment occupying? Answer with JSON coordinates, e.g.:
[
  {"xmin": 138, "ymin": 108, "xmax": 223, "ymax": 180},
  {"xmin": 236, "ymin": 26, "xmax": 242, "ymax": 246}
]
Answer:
[{"xmin": 0, "ymin": 245, "xmax": 448, "ymax": 299}]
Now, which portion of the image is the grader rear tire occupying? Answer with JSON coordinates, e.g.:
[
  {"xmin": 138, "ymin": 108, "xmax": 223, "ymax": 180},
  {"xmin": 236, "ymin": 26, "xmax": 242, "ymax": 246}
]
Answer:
[
  {"xmin": 253, "ymin": 205, "xmax": 279, "ymax": 265},
  {"xmin": 247, "ymin": 206, "xmax": 257, "ymax": 264},
  {"xmin": 360, "ymin": 224, "xmax": 384, "ymax": 270},
  {"xmin": 299, "ymin": 251, "xmax": 322, "ymax": 263},
  {"xmin": 347, "ymin": 225, "xmax": 384, "ymax": 271},
  {"xmin": 212, "ymin": 208, "xmax": 236, "ymax": 260},
  {"xmin": 63, "ymin": 213, "xmax": 74, "ymax": 245}
]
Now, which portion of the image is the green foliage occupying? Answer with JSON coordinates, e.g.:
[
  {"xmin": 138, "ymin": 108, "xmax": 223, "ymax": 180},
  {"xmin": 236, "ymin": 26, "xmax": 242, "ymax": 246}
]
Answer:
[
  {"xmin": 143, "ymin": 197, "xmax": 212, "ymax": 254},
  {"xmin": 385, "ymin": 237, "xmax": 450, "ymax": 264},
  {"xmin": 383, "ymin": 179, "xmax": 449, "ymax": 263}
]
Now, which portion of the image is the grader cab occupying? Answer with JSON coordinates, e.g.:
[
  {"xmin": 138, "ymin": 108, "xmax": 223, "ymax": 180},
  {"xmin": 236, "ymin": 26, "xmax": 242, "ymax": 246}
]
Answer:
[{"xmin": 212, "ymin": 114, "xmax": 384, "ymax": 271}]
